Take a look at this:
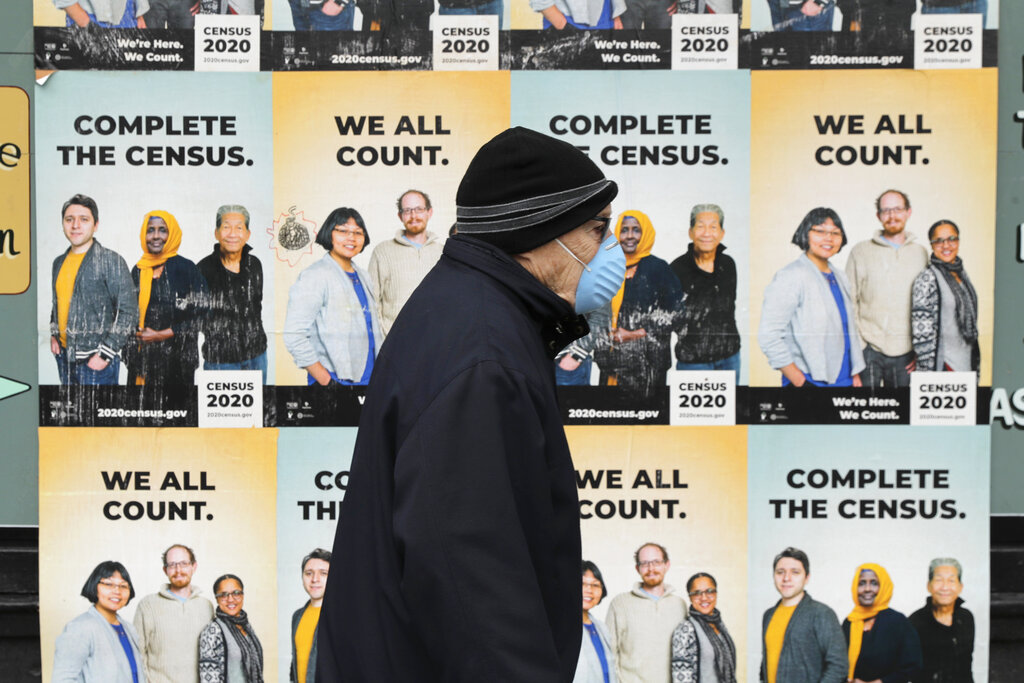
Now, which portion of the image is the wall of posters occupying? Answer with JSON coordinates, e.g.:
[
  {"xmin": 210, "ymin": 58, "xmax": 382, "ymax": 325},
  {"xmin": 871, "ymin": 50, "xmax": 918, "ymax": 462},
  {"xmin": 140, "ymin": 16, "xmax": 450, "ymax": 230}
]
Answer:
[{"xmin": 11, "ymin": 0, "xmax": 1010, "ymax": 679}]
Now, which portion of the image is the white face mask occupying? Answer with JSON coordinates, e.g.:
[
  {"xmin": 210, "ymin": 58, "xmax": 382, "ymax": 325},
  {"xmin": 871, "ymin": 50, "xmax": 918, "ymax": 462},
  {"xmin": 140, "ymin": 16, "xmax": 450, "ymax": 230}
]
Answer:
[{"xmin": 556, "ymin": 233, "xmax": 626, "ymax": 314}]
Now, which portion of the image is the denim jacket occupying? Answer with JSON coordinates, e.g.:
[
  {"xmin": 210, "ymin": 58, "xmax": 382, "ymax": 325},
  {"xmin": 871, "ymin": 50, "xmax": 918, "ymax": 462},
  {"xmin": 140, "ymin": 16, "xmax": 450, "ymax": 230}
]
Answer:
[{"xmin": 50, "ymin": 240, "xmax": 139, "ymax": 363}]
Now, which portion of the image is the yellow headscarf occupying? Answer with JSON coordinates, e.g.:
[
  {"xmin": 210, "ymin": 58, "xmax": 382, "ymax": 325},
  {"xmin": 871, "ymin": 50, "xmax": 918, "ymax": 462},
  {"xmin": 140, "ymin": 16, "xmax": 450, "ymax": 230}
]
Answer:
[
  {"xmin": 610, "ymin": 210, "xmax": 656, "ymax": 328},
  {"xmin": 136, "ymin": 210, "xmax": 182, "ymax": 330},
  {"xmin": 845, "ymin": 563, "xmax": 894, "ymax": 680}
]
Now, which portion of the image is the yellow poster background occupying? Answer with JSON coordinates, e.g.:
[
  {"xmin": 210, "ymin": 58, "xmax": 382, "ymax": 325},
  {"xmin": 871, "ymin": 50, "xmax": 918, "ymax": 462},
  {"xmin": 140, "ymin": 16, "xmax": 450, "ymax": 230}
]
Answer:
[
  {"xmin": 39, "ymin": 428, "xmax": 278, "ymax": 682},
  {"xmin": 749, "ymin": 69, "xmax": 997, "ymax": 386},
  {"xmin": 567, "ymin": 425, "xmax": 748, "ymax": 675},
  {"xmin": 271, "ymin": 70, "xmax": 510, "ymax": 385},
  {"xmin": 0, "ymin": 86, "xmax": 29, "ymax": 294},
  {"xmin": 32, "ymin": 1, "xmax": 65, "ymax": 26}
]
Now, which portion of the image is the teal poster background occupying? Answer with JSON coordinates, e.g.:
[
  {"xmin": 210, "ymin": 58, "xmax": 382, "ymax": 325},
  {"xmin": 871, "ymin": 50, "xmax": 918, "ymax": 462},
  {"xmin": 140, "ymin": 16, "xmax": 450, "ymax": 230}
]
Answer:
[
  {"xmin": 275, "ymin": 427, "xmax": 356, "ymax": 683},
  {"xmin": 511, "ymin": 70, "xmax": 752, "ymax": 385},
  {"xmin": 747, "ymin": 425, "xmax": 990, "ymax": 682}
]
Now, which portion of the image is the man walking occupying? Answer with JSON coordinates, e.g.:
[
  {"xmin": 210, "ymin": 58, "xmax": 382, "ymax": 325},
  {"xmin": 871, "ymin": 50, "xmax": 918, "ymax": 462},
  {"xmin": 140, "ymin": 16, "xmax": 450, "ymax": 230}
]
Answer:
[{"xmin": 317, "ymin": 127, "xmax": 623, "ymax": 682}]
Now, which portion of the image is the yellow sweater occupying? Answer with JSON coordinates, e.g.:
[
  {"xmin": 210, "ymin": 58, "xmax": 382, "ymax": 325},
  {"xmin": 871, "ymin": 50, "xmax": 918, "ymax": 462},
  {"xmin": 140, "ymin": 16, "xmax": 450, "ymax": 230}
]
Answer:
[
  {"xmin": 295, "ymin": 605, "xmax": 320, "ymax": 683},
  {"xmin": 56, "ymin": 251, "xmax": 86, "ymax": 348},
  {"xmin": 765, "ymin": 603, "xmax": 797, "ymax": 683}
]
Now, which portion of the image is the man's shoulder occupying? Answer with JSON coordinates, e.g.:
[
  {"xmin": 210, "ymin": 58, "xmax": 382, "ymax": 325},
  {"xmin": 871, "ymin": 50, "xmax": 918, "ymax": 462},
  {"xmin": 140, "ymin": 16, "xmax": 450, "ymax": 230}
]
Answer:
[
  {"xmin": 186, "ymin": 588, "xmax": 213, "ymax": 604},
  {"xmin": 956, "ymin": 603, "xmax": 975, "ymax": 627},
  {"xmin": 90, "ymin": 240, "xmax": 128, "ymax": 263},
  {"xmin": 797, "ymin": 593, "xmax": 840, "ymax": 621},
  {"xmin": 608, "ymin": 590, "xmax": 636, "ymax": 608},
  {"xmin": 609, "ymin": 586, "xmax": 654, "ymax": 608},
  {"xmin": 196, "ymin": 251, "xmax": 218, "ymax": 270},
  {"xmin": 372, "ymin": 231, "xmax": 417, "ymax": 253},
  {"xmin": 290, "ymin": 602, "xmax": 319, "ymax": 632},
  {"xmin": 370, "ymin": 238, "xmax": 401, "ymax": 257},
  {"xmin": 135, "ymin": 591, "xmax": 164, "ymax": 609},
  {"xmin": 849, "ymin": 237, "xmax": 878, "ymax": 256},
  {"xmin": 716, "ymin": 251, "xmax": 737, "ymax": 271},
  {"xmin": 907, "ymin": 603, "xmax": 931, "ymax": 625}
]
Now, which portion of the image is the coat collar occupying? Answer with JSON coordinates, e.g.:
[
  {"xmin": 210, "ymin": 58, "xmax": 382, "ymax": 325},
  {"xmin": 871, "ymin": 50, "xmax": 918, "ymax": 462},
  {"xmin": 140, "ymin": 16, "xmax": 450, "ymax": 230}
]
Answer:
[{"xmin": 443, "ymin": 236, "xmax": 589, "ymax": 357}]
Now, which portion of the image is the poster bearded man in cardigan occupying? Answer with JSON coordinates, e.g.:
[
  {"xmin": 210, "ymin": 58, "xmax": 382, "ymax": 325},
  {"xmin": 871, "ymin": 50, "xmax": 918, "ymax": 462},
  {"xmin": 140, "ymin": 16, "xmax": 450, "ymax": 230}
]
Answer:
[{"xmin": 367, "ymin": 189, "xmax": 444, "ymax": 334}]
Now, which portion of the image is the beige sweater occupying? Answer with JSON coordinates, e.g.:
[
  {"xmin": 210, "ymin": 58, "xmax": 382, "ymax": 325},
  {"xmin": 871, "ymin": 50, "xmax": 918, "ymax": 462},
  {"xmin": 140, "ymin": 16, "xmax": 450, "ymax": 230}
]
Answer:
[
  {"xmin": 132, "ymin": 585, "xmax": 214, "ymax": 683},
  {"xmin": 845, "ymin": 230, "xmax": 929, "ymax": 357},
  {"xmin": 367, "ymin": 230, "xmax": 444, "ymax": 334},
  {"xmin": 605, "ymin": 583, "xmax": 688, "ymax": 683}
]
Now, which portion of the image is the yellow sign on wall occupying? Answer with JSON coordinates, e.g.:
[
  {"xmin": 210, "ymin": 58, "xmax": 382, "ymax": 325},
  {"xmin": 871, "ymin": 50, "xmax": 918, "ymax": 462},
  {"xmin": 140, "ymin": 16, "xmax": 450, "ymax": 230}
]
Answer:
[{"xmin": 0, "ymin": 86, "xmax": 29, "ymax": 294}]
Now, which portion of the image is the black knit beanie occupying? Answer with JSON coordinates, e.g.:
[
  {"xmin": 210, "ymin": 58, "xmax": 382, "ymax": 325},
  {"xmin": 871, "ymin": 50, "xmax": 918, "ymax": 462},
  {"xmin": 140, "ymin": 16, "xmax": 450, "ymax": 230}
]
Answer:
[{"xmin": 455, "ymin": 127, "xmax": 618, "ymax": 253}]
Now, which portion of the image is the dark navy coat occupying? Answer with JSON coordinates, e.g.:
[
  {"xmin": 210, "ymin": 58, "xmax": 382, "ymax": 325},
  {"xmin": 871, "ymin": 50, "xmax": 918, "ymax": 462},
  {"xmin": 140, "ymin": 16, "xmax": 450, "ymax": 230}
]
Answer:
[{"xmin": 317, "ymin": 236, "xmax": 587, "ymax": 682}]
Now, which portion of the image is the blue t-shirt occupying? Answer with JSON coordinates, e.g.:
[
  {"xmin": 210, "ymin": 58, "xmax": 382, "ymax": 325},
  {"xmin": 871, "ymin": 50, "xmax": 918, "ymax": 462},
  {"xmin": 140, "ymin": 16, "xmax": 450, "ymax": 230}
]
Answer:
[
  {"xmin": 67, "ymin": 0, "xmax": 138, "ymax": 28},
  {"xmin": 584, "ymin": 621, "xmax": 611, "ymax": 683},
  {"xmin": 111, "ymin": 622, "xmax": 139, "ymax": 683},
  {"xmin": 543, "ymin": 1, "xmax": 614, "ymax": 28},
  {"xmin": 305, "ymin": 270, "xmax": 377, "ymax": 386},
  {"xmin": 346, "ymin": 270, "xmax": 376, "ymax": 385}
]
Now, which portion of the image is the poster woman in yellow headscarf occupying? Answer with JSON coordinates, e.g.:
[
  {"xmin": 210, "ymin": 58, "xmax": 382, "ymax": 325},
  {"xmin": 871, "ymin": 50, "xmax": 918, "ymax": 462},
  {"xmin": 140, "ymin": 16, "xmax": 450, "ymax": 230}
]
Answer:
[
  {"xmin": 127, "ymin": 210, "xmax": 208, "ymax": 387},
  {"xmin": 841, "ymin": 563, "xmax": 922, "ymax": 683},
  {"xmin": 592, "ymin": 210, "xmax": 682, "ymax": 395}
]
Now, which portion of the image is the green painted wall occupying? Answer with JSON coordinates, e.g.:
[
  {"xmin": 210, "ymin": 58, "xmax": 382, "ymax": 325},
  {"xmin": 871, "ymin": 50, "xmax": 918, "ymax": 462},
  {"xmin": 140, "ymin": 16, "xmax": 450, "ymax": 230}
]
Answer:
[{"xmin": 0, "ymin": 1, "xmax": 37, "ymax": 526}]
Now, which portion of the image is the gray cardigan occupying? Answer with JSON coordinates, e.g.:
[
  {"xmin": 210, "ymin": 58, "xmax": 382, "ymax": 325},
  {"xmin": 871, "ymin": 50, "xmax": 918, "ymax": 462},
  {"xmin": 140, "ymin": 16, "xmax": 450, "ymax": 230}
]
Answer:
[
  {"xmin": 760, "ymin": 593, "xmax": 847, "ymax": 683},
  {"xmin": 52, "ymin": 0, "xmax": 150, "ymax": 23},
  {"xmin": 758, "ymin": 254, "xmax": 865, "ymax": 384},
  {"xmin": 574, "ymin": 617, "xmax": 617, "ymax": 683},
  {"xmin": 50, "ymin": 239, "xmax": 139, "ymax": 363},
  {"xmin": 283, "ymin": 253, "xmax": 383, "ymax": 381},
  {"xmin": 53, "ymin": 606, "xmax": 147, "ymax": 683},
  {"xmin": 529, "ymin": 0, "xmax": 627, "ymax": 25}
]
